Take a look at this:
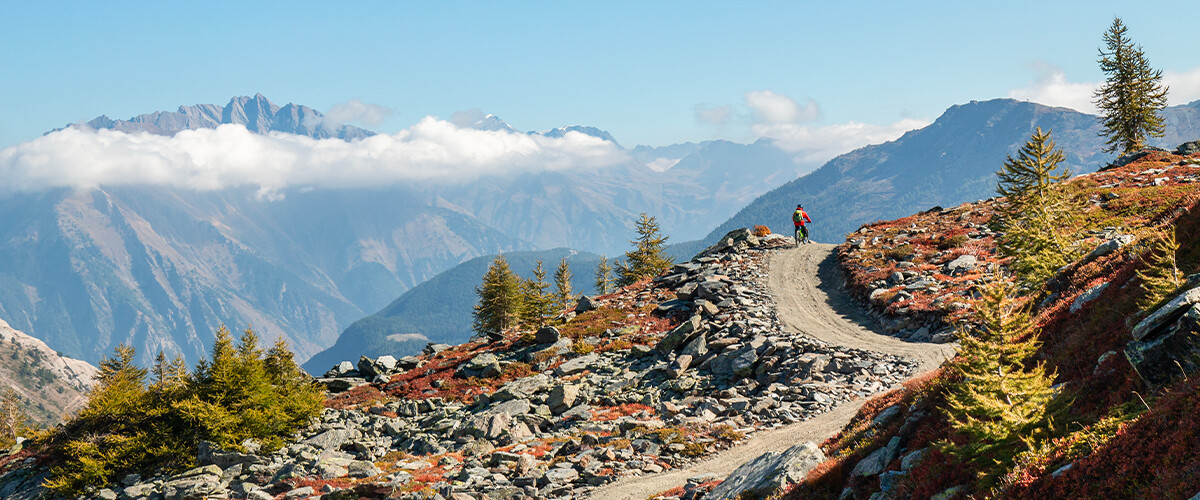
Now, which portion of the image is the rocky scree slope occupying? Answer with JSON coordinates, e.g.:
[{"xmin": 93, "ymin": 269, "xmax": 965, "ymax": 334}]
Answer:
[
  {"xmin": 0, "ymin": 319, "xmax": 96, "ymax": 427},
  {"xmin": 778, "ymin": 145, "xmax": 1200, "ymax": 499},
  {"xmin": 0, "ymin": 229, "xmax": 917, "ymax": 499}
]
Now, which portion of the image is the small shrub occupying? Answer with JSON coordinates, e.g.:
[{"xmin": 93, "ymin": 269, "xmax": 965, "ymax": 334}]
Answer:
[
  {"xmin": 571, "ymin": 341, "xmax": 595, "ymax": 355},
  {"xmin": 712, "ymin": 425, "xmax": 745, "ymax": 442},
  {"xmin": 939, "ymin": 234, "xmax": 970, "ymax": 249},
  {"xmin": 752, "ymin": 225, "xmax": 772, "ymax": 237},
  {"xmin": 888, "ymin": 244, "xmax": 915, "ymax": 261}
]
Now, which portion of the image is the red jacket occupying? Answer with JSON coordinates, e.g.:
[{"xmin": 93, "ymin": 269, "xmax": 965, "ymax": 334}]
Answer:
[{"xmin": 793, "ymin": 209, "xmax": 811, "ymax": 227}]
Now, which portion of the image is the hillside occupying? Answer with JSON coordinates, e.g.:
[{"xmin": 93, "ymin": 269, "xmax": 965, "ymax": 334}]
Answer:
[
  {"xmin": 710, "ymin": 98, "xmax": 1200, "ymax": 244},
  {"xmin": 0, "ymin": 319, "xmax": 96, "ymax": 426},
  {"xmin": 303, "ymin": 248, "xmax": 604, "ymax": 374},
  {"xmin": 783, "ymin": 146, "xmax": 1200, "ymax": 498}
]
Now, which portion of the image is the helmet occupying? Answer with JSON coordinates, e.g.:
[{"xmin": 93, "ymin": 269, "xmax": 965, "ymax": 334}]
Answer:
[{"xmin": 796, "ymin": 204, "xmax": 803, "ymax": 208}]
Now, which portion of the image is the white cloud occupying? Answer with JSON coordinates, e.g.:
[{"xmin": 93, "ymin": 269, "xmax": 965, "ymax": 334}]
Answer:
[
  {"xmin": 753, "ymin": 118, "xmax": 930, "ymax": 165},
  {"xmin": 744, "ymin": 90, "xmax": 819, "ymax": 124},
  {"xmin": 0, "ymin": 118, "xmax": 628, "ymax": 195},
  {"xmin": 1006, "ymin": 62, "xmax": 1100, "ymax": 114},
  {"xmin": 323, "ymin": 99, "xmax": 394, "ymax": 126},
  {"xmin": 694, "ymin": 104, "xmax": 733, "ymax": 126},
  {"xmin": 1165, "ymin": 67, "xmax": 1200, "ymax": 105}
]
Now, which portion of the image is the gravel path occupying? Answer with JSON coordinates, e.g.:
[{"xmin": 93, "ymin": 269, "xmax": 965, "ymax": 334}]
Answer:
[{"xmin": 588, "ymin": 244, "xmax": 952, "ymax": 500}]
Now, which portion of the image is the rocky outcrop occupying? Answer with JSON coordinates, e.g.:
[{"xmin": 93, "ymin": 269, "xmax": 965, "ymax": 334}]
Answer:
[
  {"xmin": 706, "ymin": 441, "xmax": 825, "ymax": 500},
  {"xmin": 1126, "ymin": 284, "xmax": 1200, "ymax": 386}
]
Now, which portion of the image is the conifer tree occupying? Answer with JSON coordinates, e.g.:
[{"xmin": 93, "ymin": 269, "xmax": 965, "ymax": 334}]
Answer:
[
  {"xmin": 1137, "ymin": 227, "xmax": 1183, "ymax": 310},
  {"xmin": 595, "ymin": 255, "xmax": 614, "ymax": 295},
  {"xmin": 553, "ymin": 257, "xmax": 575, "ymax": 311},
  {"xmin": 520, "ymin": 260, "xmax": 555, "ymax": 326},
  {"xmin": 1094, "ymin": 17, "xmax": 1169, "ymax": 154},
  {"xmin": 942, "ymin": 282, "xmax": 1056, "ymax": 482},
  {"xmin": 616, "ymin": 213, "xmax": 674, "ymax": 286},
  {"xmin": 0, "ymin": 388, "xmax": 27, "ymax": 447},
  {"xmin": 472, "ymin": 255, "xmax": 523, "ymax": 336},
  {"xmin": 994, "ymin": 128, "xmax": 1075, "ymax": 285}
]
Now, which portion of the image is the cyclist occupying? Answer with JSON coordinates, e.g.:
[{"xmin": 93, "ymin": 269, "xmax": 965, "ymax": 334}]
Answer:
[{"xmin": 793, "ymin": 204, "xmax": 812, "ymax": 245}]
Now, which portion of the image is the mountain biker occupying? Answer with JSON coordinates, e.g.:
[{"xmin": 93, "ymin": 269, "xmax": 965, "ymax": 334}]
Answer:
[{"xmin": 792, "ymin": 204, "xmax": 812, "ymax": 244}]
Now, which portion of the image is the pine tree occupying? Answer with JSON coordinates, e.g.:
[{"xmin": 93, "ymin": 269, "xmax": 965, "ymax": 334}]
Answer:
[
  {"xmin": 1137, "ymin": 227, "xmax": 1183, "ymax": 310},
  {"xmin": 942, "ymin": 282, "xmax": 1056, "ymax": 483},
  {"xmin": 553, "ymin": 257, "xmax": 575, "ymax": 311},
  {"xmin": 616, "ymin": 213, "xmax": 674, "ymax": 286},
  {"xmin": 520, "ymin": 260, "xmax": 554, "ymax": 326},
  {"xmin": 1094, "ymin": 17, "xmax": 1169, "ymax": 155},
  {"xmin": 595, "ymin": 255, "xmax": 614, "ymax": 295},
  {"xmin": 994, "ymin": 128, "xmax": 1075, "ymax": 285},
  {"xmin": 472, "ymin": 255, "xmax": 523, "ymax": 336}
]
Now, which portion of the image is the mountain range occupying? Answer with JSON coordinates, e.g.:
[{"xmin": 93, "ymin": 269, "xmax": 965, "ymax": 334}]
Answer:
[
  {"xmin": 709, "ymin": 98, "xmax": 1200, "ymax": 243},
  {"xmin": 0, "ymin": 95, "xmax": 807, "ymax": 367}
]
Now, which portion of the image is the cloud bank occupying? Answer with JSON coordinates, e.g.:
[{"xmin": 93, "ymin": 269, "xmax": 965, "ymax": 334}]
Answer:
[{"xmin": 0, "ymin": 117, "xmax": 628, "ymax": 194}]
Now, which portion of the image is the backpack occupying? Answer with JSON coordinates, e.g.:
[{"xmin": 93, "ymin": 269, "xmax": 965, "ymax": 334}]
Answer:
[{"xmin": 793, "ymin": 210, "xmax": 803, "ymax": 223}]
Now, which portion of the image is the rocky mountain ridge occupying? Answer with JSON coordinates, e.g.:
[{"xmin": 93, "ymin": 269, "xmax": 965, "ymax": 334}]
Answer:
[{"xmin": 0, "ymin": 319, "xmax": 96, "ymax": 426}]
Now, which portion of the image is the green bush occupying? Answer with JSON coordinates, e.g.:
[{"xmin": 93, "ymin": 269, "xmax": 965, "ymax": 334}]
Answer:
[{"xmin": 44, "ymin": 327, "xmax": 323, "ymax": 496}]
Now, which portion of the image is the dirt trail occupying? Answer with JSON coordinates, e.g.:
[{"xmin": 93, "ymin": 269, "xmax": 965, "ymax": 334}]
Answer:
[{"xmin": 589, "ymin": 244, "xmax": 953, "ymax": 500}]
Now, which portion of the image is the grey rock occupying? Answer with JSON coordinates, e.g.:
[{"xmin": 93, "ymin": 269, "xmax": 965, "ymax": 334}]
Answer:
[
  {"xmin": 285, "ymin": 486, "xmax": 315, "ymax": 499},
  {"xmin": 900, "ymin": 447, "xmax": 929, "ymax": 471},
  {"xmin": 1132, "ymin": 286, "xmax": 1200, "ymax": 341},
  {"xmin": 494, "ymin": 374, "xmax": 550, "ymax": 401},
  {"xmin": 304, "ymin": 429, "xmax": 351, "ymax": 450},
  {"xmin": 326, "ymin": 360, "xmax": 356, "ymax": 377},
  {"xmin": 657, "ymin": 315, "xmax": 702, "ymax": 354},
  {"xmin": 575, "ymin": 295, "xmax": 600, "ymax": 313},
  {"xmin": 706, "ymin": 441, "xmax": 825, "ymax": 500},
  {"xmin": 548, "ymin": 384, "xmax": 580, "ymax": 415},
  {"xmin": 681, "ymin": 333, "xmax": 708, "ymax": 359},
  {"xmin": 490, "ymin": 398, "xmax": 532, "ymax": 416},
  {"xmin": 543, "ymin": 466, "xmax": 580, "ymax": 484},
  {"xmin": 316, "ymin": 377, "xmax": 370, "ymax": 393},
  {"xmin": 96, "ymin": 488, "xmax": 118, "ymax": 500},
  {"xmin": 459, "ymin": 352, "xmax": 503, "ymax": 378},
  {"xmin": 424, "ymin": 343, "xmax": 452, "ymax": 356},
  {"xmin": 348, "ymin": 460, "xmax": 383, "ymax": 478},
  {"xmin": 851, "ymin": 436, "xmax": 901, "ymax": 477},
  {"xmin": 556, "ymin": 354, "xmax": 600, "ymax": 376},
  {"xmin": 1070, "ymin": 282, "xmax": 1109, "ymax": 314},
  {"xmin": 1083, "ymin": 234, "xmax": 1136, "ymax": 264},
  {"xmin": 535, "ymin": 326, "xmax": 561, "ymax": 344},
  {"xmin": 1126, "ymin": 303, "xmax": 1200, "ymax": 386},
  {"xmin": 944, "ymin": 254, "xmax": 977, "ymax": 275}
]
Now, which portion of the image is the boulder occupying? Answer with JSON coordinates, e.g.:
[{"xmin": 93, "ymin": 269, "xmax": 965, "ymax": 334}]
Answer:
[
  {"xmin": 699, "ymin": 228, "xmax": 761, "ymax": 256},
  {"xmin": 657, "ymin": 315, "xmax": 702, "ymax": 354},
  {"xmin": 548, "ymin": 384, "xmax": 580, "ymax": 414},
  {"xmin": 457, "ymin": 353, "xmax": 503, "ymax": 378},
  {"xmin": 493, "ymin": 374, "xmax": 550, "ymax": 401},
  {"xmin": 575, "ymin": 295, "xmax": 600, "ymax": 313},
  {"xmin": 1132, "ymin": 286, "xmax": 1200, "ymax": 341},
  {"xmin": 705, "ymin": 441, "xmax": 825, "ymax": 500},
  {"xmin": 535, "ymin": 326, "xmax": 561, "ymax": 345},
  {"xmin": 1082, "ymin": 235, "xmax": 1136, "ymax": 264},
  {"xmin": 1177, "ymin": 139, "xmax": 1200, "ymax": 156},
  {"xmin": 556, "ymin": 353, "xmax": 600, "ymax": 376},
  {"xmin": 424, "ymin": 343, "xmax": 452, "ymax": 356},
  {"xmin": 1126, "ymin": 303, "xmax": 1200, "ymax": 386},
  {"xmin": 944, "ymin": 254, "xmax": 977, "ymax": 275},
  {"xmin": 1070, "ymin": 282, "xmax": 1109, "ymax": 314},
  {"xmin": 850, "ymin": 436, "xmax": 901, "ymax": 477},
  {"xmin": 325, "ymin": 360, "xmax": 356, "ymax": 378}
]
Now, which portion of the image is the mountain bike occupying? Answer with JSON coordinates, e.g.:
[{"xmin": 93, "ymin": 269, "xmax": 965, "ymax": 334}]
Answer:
[{"xmin": 794, "ymin": 225, "xmax": 811, "ymax": 245}]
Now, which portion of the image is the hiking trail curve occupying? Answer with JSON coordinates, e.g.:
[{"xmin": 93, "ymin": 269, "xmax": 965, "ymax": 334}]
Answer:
[{"xmin": 588, "ymin": 243, "xmax": 954, "ymax": 499}]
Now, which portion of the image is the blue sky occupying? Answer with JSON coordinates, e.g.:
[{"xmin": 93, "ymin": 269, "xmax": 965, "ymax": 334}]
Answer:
[{"xmin": 3, "ymin": 1, "xmax": 1200, "ymax": 154}]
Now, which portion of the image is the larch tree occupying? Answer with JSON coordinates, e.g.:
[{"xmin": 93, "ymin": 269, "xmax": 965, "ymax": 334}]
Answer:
[
  {"xmin": 1136, "ymin": 226, "xmax": 1183, "ymax": 310},
  {"xmin": 520, "ymin": 260, "xmax": 555, "ymax": 326},
  {"xmin": 471, "ymin": 255, "xmax": 523, "ymax": 336},
  {"xmin": 553, "ymin": 257, "xmax": 574, "ymax": 312},
  {"xmin": 942, "ymin": 281, "xmax": 1056, "ymax": 484},
  {"xmin": 595, "ymin": 255, "xmax": 614, "ymax": 295},
  {"xmin": 616, "ymin": 213, "xmax": 674, "ymax": 286},
  {"xmin": 995, "ymin": 127, "xmax": 1075, "ymax": 285},
  {"xmin": 1094, "ymin": 17, "xmax": 1169, "ymax": 155}
]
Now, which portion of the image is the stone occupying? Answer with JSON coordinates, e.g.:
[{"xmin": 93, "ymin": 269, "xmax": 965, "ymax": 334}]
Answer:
[
  {"xmin": 681, "ymin": 334, "xmax": 708, "ymax": 359},
  {"xmin": 556, "ymin": 353, "xmax": 600, "ymax": 376},
  {"xmin": 1178, "ymin": 139, "xmax": 1200, "ymax": 155},
  {"xmin": 931, "ymin": 331, "xmax": 957, "ymax": 344},
  {"xmin": 348, "ymin": 460, "xmax": 383, "ymax": 478},
  {"xmin": 375, "ymin": 355, "xmax": 398, "ymax": 372},
  {"xmin": 944, "ymin": 254, "xmax": 977, "ymax": 275},
  {"xmin": 1070, "ymin": 282, "xmax": 1109, "ymax": 314},
  {"xmin": 543, "ymin": 466, "xmax": 580, "ymax": 484},
  {"xmin": 575, "ymin": 295, "xmax": 600, "ymax": 313},
  {"xmin": 285, "ymin": 486, "xmax": 315, "ymax": 499},
  {"xmin": 705, "ymin": 441, "xmax": 825, "ymax": 500},
  {"xmin": 1126, "ymin": 303, "xmax": 1200, "ymax": 386},
  {"xmin": 304, "ymin": 429, "xmax": 351, "ymax": 450},
  {"xmin": 424, "ymin": 343, "xmax": 452, "ymax": 356},
  {"xmin": 458, "ymin": 352, "xmax": 503, "ymax": 378},
  {"xmin": 657, "ymin": 315, "xmax": 702, "ymax": 354},
  {"xmin": 490, "ymin": 398, "xmax": 532, "ymax": 416},
  {"xmin": 96, "ymin": 488, "xmax": 118, "ymax": 500},
  {"xmin": 494, "ymin": 373, "xmax": 550, "ymax": 401},
  {"xmin": 900, "ymin": 448, "xmax": 929, "ymax": 471},
  {"xmin": 1083, "ymin": 234, "xmax": 1136, "ymax": 264},
  {"xmin": 850, "ymin": 436, "xmax": 901, "ymax": 477},
  {"xmin": 316, "ymin": 377, "xmax": 370, "ymax": 393},
  {"xmin": 326, "ymin": 360, "xmax": 356, "ymax": 377},
  {"xmin": 535, "ymin": 326, "xmax": 561, "ymax": 344},
  {"xmin": 1132, "ymin": 286, "xmax": 1200, "ymax": 341},
  {"xmin": 548, "ymin": 384, "xmax": 580, "ymax": 415}
]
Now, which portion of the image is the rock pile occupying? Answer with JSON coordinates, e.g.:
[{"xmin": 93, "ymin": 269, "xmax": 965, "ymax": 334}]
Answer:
[{"xmin": 1, "ymin": 228, "xmax": 917, "ymax": 500}]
